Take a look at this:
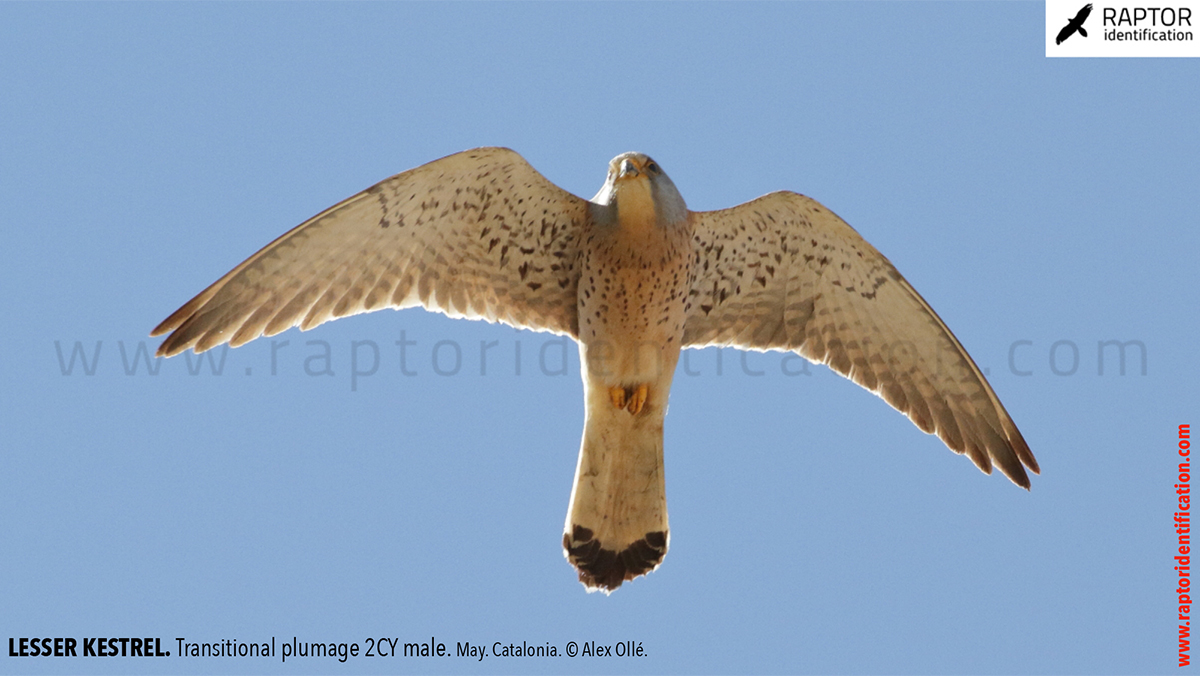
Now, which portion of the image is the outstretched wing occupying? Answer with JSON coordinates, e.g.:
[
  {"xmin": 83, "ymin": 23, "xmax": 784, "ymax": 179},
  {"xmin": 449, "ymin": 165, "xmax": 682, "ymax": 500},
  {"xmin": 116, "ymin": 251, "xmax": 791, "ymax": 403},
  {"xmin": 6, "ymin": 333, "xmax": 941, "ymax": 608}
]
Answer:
[
  {"xmin": 1056, "ymin": 23, "xmax": 1075, "ymax": 44},
  {"xmin": 683, "ymin": 192, "xmax": 1039, "ymax": 487},
  {"xmin": 153, "ymin": 147, "xmax": 590, "ymax": 356}
]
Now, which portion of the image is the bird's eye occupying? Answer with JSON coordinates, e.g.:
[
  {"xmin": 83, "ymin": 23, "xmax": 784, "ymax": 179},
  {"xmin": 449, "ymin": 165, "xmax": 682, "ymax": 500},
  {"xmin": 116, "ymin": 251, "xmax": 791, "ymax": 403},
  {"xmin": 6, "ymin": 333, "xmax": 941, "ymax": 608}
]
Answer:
[{"xmin": 646, "ymin": 162, "xmax": 661, "ymax": 174}]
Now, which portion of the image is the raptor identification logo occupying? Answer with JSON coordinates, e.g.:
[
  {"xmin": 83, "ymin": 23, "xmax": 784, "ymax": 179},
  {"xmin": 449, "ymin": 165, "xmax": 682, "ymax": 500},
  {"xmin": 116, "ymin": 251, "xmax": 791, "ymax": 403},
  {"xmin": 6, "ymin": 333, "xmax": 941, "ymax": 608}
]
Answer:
[{"xmin": 1046, "ymin": 0, "xmax": 1199, "ymax": 56}]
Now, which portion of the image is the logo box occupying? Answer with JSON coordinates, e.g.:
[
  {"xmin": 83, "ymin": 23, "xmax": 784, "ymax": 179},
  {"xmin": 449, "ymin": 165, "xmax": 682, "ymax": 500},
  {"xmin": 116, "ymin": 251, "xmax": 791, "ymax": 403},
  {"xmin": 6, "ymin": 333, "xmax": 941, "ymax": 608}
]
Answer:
[{"xmin": 1046, "ymin": 0, "xmax": 1200, "ymax": 57}]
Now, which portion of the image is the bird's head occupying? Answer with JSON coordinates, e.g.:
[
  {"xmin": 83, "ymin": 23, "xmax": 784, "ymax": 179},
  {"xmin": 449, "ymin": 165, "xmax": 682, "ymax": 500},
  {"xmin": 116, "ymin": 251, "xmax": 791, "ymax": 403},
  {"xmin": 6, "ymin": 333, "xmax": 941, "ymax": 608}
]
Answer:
[{"xmin": 592, "ymin": 152, "xmax": 688, "ymax": 228}]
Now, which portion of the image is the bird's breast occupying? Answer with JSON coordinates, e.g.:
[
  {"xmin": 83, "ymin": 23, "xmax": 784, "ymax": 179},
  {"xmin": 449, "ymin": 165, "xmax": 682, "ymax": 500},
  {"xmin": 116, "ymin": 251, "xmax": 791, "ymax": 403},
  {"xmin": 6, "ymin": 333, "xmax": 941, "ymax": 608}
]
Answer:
[{"xmin": 576, "ymin": 216, "xmax": 692, "ymax": 386}]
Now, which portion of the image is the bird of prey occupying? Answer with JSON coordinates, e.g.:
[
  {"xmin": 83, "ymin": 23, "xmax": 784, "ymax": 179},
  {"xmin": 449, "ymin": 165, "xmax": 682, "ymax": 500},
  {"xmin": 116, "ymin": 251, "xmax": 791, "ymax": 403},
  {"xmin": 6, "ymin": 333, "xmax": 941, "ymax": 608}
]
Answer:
[
  {"xmin": 1057, "ymin": 3, "xmax": 1093, "ymax": 44},
  {"xmin": 152, "ymin": 147, "xmax": 1038, "ymax": 593}
]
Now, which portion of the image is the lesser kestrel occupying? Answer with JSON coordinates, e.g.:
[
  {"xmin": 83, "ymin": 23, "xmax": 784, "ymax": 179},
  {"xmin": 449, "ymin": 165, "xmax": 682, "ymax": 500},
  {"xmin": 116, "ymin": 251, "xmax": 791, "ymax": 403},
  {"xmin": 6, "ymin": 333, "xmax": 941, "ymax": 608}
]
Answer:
[{"xmin": 153, "ymin": 147, "xmax": 1039, "ymax": 592}]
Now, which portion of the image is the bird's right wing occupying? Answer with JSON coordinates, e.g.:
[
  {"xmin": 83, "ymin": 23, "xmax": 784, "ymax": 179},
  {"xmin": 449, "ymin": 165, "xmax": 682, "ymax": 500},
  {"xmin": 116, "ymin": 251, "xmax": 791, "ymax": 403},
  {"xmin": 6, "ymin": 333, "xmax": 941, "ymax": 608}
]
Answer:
[{"xmin": 153, "ymin": 147, "xmax": 590, "ymax": 356}]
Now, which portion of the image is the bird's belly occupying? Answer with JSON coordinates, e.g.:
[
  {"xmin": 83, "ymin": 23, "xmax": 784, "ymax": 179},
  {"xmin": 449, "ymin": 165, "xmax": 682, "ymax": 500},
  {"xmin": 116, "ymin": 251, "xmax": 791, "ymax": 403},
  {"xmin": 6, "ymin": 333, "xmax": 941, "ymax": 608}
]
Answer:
[{"xmin": 578, "ymin": 257, "xmax": 688, "ymax": 388}]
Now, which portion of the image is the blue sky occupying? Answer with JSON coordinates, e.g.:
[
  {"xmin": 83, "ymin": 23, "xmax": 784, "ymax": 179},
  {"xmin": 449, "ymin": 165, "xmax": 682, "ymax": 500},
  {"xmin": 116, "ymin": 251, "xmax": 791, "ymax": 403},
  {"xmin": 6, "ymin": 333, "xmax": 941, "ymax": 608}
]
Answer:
[{"xmin": 2, "ymin": 2, "xmax": 1197, "ymax": 674}]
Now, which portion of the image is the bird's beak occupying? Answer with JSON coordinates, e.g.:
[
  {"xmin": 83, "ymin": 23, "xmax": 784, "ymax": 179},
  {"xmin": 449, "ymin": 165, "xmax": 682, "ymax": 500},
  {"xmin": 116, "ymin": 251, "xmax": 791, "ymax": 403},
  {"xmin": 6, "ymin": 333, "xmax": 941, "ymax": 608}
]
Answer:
[{"xmin": 616, "ymin": 158, "xmax": 641, "ymax": 181}]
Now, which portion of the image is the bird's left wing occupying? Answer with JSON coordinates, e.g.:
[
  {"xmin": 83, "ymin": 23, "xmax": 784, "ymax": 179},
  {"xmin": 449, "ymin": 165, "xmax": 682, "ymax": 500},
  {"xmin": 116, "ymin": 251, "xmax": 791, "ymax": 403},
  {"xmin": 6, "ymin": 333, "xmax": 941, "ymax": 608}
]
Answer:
[
  {"xmin": 153, "ymin": 147, "xmax": 590, "ymax": 356},
  {"xmin": 683, "ymin": 191, "xmax": 1039, "ymax": 487}
]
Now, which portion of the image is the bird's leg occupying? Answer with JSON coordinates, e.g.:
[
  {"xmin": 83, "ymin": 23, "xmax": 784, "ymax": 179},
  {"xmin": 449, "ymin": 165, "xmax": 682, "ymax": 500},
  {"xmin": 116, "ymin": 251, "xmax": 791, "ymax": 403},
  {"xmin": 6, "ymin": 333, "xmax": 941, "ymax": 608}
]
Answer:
[{"xmin": 608, "ymin": 384, "xmax": 649, "ymax": 415}]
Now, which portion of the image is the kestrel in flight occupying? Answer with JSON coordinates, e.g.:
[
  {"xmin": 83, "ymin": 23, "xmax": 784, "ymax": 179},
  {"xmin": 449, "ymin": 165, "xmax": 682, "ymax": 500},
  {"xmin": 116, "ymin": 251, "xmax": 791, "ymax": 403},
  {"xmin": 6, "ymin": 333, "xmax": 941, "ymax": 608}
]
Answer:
[{"xmin": 152, "ymin": 147, "xmax": 1039, "ymax": 592}]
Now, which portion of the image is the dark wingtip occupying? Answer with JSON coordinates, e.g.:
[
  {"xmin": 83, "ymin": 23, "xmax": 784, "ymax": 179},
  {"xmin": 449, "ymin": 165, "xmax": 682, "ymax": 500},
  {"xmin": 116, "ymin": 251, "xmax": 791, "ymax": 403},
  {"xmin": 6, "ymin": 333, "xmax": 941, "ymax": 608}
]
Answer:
[
  {"xmin": 563, "ymin": 525, "xmax": 668, "ymax": 593},
  {"xmin": 1013, "ymin": 468, "xmax": 1032, "ymax": 491},
  {"xmin": 995, "ymin": 444, "xmax": 1035, "ymax": 491}
]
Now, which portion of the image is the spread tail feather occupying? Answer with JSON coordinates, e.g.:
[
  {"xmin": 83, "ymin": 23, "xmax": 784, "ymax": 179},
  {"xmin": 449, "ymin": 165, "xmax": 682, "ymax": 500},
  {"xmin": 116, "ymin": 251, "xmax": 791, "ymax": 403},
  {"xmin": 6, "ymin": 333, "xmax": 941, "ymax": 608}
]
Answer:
[{"xmin": 563, "ymin": 386, "xmax": 669, "ymax": 593}]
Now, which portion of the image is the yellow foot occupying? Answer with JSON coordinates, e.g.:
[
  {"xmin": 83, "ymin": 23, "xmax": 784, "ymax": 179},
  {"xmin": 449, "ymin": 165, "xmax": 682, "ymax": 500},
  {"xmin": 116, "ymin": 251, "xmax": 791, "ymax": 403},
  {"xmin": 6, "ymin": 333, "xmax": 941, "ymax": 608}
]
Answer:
[
  {"xmin": 608, "ymin": 384, "xmax": 649, "ymax": 415},
  {"xmin": 609, "ymin": 386, "xmax": 626, "ymax": 410},
  {"xmin": 628, "ymin": 384, "xmax": 648, "ymax": 415}
]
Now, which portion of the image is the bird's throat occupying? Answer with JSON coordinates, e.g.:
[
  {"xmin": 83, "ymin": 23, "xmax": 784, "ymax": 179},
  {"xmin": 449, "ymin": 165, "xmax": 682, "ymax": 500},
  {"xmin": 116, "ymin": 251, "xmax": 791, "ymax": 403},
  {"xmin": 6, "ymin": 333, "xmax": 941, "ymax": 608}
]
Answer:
[{"xmin": 614, "ymin": 180, "xmax": 658, "ymax": 238}]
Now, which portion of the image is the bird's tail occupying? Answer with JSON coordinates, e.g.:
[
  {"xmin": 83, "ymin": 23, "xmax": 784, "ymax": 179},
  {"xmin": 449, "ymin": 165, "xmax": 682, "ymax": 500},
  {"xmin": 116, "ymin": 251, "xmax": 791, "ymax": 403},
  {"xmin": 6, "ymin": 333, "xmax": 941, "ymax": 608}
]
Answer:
[
  {"xmin": 563, "ymin": 384, "xmax": 669, "ymax": 593},
  {"xmin": 1079, "ymin": 27, "xmax": 1088, "ymax": 37}
]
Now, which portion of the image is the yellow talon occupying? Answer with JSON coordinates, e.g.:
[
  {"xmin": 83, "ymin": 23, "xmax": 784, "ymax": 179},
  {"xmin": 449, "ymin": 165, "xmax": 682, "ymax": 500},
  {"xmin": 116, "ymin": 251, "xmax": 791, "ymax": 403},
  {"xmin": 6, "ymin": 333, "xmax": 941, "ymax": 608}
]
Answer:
[
  {"xmin": 609, "ymin": 384, "xmax": 649, "ymax": 415},
  {"xmin": 628, "ymin": 384, "xmax": 648, "ymax": 415},
  {"xmin": 609, "ymin": 386, "xmax": 627, "ymax": 410}
]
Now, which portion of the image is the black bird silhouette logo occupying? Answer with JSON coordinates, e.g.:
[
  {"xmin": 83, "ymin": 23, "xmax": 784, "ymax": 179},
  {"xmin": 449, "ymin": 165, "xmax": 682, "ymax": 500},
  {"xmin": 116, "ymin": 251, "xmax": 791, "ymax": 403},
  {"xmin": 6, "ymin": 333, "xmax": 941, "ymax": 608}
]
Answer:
[{"xmin": 1057, "ymin": 3, "xmax": 1093, "ymax": 44}]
